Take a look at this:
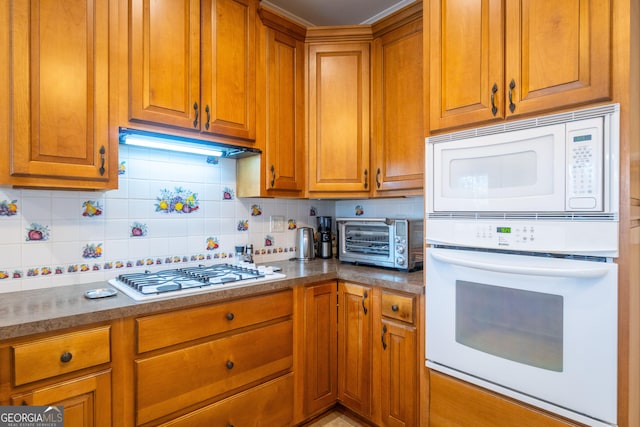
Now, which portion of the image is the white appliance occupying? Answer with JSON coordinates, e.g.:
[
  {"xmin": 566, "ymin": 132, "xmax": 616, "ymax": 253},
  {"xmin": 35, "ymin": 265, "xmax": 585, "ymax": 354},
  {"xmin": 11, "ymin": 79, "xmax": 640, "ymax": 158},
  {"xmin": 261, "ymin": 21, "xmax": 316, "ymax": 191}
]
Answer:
[{"xmin": 425, "ymin": 104, "xmax": 620, "ymax": 427}]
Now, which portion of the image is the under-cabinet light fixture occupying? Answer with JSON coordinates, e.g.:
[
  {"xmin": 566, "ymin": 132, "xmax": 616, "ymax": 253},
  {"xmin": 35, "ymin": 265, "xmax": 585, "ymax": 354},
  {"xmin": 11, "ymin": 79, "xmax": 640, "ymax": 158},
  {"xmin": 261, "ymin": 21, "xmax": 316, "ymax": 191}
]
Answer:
[
  {"xmin": 118, "ymin": 127, "xmax": 261, "ymax": 158},
  {"xmin": 119, "ymin": 129, "xmax": 223, "ymax": 157}
]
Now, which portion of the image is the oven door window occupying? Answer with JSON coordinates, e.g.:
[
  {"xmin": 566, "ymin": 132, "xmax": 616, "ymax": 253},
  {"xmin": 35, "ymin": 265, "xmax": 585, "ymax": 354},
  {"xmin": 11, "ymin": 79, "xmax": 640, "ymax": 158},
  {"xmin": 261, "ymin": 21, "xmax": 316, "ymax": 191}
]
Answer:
[{"xmin": 455, "ymin": 280, "xmax": 563, "ymax": 372}]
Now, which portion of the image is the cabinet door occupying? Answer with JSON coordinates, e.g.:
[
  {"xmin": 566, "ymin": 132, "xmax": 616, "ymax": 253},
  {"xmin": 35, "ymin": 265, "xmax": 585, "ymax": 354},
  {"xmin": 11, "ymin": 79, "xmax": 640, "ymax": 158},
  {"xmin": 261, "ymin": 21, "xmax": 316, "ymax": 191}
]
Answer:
[
  {"xmin": 504, "ymin": 0, "xmax": 611, "ymax": 117},
  {"xmin": 372, "ymin": 18, "xmax": 424, "ymax": 195},
  {"xmin": 12, "ymin": 371, "xmax": 112, "ymax": 427},
  {"xmin": 308, "ymin": 42, "xmax": 371, "ymax": 196},
  {"xmin": 4, "ymin": 0, "xmax": 117, "ymax": 187},
  {"xmin": 303, "ymin": 282, "xmax": 338, "ymax": 417},
  {"xmin": 201, "ymin": 0, "xmax": 256, "ymax": 140},
  {"xmin": 429, "ymin": 0, "xmax": 504, "ymax": 131},
  {"xmin": 380, "ymin": 320, "xmax": 417, "ymax": 427},
  {"xmin": 338, "ymin": 282, "xmax": 372, "ymax": 416},
  {"xmin": 264, "ymin": 27, "xmax": 305, "ymax": 192},
  {"xmin": 129, "ymin": 0, "xmax": 200, "ymax": 129}
]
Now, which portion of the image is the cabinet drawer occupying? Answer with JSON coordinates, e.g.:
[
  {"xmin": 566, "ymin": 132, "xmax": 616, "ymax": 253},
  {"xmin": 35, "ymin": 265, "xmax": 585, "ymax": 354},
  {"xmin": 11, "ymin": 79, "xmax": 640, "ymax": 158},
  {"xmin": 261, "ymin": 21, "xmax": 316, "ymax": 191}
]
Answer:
[
  {"xmin": 136, "ymin": 319, "xmax": 293, "ymax": 425},
  {"xmin": 136, "ymin": 290, "xmax": 292, "ymax": 353},
  {"xmin": 159, "ymin": 373, "xmax": 294, "ymax": 427},
  {"xmin": 381, "ymin": 292, "xmax": 415, "ymax": 324},
  {"xmin": 12, "ymin": 326, "xmax": 111, "ymax": 386}
]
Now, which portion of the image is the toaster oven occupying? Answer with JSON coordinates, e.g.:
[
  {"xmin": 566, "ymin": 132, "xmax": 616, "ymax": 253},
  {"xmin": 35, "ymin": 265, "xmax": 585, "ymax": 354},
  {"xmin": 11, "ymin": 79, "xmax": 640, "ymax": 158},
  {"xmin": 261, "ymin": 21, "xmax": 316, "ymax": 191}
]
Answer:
[{"xmin": 337, "ymin": 218, "xmax": 424, "ymax": 271}]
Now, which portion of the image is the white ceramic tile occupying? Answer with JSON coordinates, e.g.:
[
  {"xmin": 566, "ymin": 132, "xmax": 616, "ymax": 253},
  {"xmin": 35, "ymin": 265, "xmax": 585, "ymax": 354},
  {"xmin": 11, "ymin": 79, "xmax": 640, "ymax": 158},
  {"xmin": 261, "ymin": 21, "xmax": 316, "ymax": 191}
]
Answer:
[
  {"xmin": 128, "ymin": 179, "xmax": 151, "ymax": 199},
  {"xmin": 128, "ymin": 238, "xmax": 151, "ymax": 259},
  {"xmin": 21, "ymin": 242, "xmax": 52, "ymax": 266},
  {"xmin": 0, "ymin": 244, "xmax": 22, "ymax": 269},
  {"xmin": 104, "ymin": 239, "xmax": 129, "ymax": 261},
  {"xmin": 51, "ymin": 219, "xmax": 80, "ymax": 242},
  {"xmin": 20, "ymin": 196, "xmax": 52, "ymax": 222},
  {"xmin": 105, "ymin": 198, "xmax": 129, "ymax": 219},
  {"xmin": 0, "ymin": 218, "xmax": 22, "ymax": 244},
  {"xmin": 51, "ymin": 242, "xmax": 80, "ymax": 265}
]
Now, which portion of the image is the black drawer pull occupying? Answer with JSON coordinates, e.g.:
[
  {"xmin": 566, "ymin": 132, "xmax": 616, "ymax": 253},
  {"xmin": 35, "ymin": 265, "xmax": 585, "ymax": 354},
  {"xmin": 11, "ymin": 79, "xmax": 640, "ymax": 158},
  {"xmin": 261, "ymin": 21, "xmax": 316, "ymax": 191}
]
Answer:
[
  {"xmin": 60, "ymin": 352, "xmax": 73, "ymax": 363},
  {"xmin": 382, "ymin": 325, "xmax": 387, "ymax": 350},
  {"xmin": 226, "ymin": 312, "xmax": 235, "ymax": 321},
  {"xmin": 391, "ymin": 304, "xmax": 399, "ymax": 312},
  {"xmin": 362, "ymin": 290, "xmax": 368, "ymax": 315},
  {"xmin": 226, "ymin": 360, "xmax": 234, "ymax": 370}
]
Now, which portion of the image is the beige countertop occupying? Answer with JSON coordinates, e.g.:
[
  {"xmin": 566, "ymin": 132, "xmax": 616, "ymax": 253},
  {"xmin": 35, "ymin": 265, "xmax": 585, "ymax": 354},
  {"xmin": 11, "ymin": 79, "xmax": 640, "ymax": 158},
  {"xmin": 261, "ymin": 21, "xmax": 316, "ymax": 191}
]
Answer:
[{"xmin": 0, "ymin": 259, "xmax": 424, "ymax": 341}]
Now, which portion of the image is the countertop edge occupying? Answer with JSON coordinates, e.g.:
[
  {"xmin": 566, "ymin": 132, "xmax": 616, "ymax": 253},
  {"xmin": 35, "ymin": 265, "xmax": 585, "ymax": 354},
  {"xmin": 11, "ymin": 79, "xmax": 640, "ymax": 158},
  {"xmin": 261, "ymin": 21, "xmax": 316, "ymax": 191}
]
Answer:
[{"xmin": 0, "ymin": 259, "xmax": 424, "ymax": 340}]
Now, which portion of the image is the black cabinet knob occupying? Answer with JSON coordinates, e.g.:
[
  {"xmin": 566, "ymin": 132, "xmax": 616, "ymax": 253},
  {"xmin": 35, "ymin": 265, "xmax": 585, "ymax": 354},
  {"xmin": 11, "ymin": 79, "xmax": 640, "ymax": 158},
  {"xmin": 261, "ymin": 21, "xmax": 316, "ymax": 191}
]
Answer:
[
  {"xmin": 60, "ymin": 352, "xmax": 73, "ymax": 363},
  {"xmin": 226, "ymin": 312, "xmax": 235, "ymax": 321},
  {"xmin": 391, "ymin": 304, "xmax": 399, "ymax": 312},
  {"xmin": 226, "ymin": 360, "xmax": 234, "ymax": 370}
]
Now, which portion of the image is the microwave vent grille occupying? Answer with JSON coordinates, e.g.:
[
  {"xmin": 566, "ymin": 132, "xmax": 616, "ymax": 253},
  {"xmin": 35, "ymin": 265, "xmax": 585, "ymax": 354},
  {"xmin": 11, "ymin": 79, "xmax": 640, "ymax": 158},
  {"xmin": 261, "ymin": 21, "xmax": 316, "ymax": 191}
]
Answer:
[
  {"xmin": 427, "ymin": 104, "xmax": 620, "ymax": 144},
  {"xmin": 427, "ymin": 212, "xmax": 618, "ymax": 221}
]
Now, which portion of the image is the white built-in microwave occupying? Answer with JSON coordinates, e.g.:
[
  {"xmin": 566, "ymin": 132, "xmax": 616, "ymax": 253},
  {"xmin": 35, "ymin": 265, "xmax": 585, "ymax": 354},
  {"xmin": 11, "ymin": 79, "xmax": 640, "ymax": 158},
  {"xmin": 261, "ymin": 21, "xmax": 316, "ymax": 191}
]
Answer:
[
  {"xmin": 427, "ymin": 104, "xmax": 620, "ymax": 215},
  {"xmin": 425, "ymin": 104, "xmax": 620, "ymax": 257}
]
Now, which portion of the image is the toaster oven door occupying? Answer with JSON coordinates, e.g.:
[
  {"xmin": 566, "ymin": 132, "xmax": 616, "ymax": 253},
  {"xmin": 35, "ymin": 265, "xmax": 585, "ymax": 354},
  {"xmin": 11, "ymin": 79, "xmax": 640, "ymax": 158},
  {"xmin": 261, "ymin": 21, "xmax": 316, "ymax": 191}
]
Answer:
[{"xmin": 340, "ymin": 221, "xmax": 395, "ymax": 267}]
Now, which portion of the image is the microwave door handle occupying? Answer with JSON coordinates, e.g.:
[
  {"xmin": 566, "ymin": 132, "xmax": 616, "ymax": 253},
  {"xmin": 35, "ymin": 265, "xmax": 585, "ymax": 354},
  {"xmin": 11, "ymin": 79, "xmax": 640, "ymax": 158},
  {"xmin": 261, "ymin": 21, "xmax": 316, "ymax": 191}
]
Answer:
[{"xmin": 429, "ymin": 251, "xmax": 610, "ymax": 279}]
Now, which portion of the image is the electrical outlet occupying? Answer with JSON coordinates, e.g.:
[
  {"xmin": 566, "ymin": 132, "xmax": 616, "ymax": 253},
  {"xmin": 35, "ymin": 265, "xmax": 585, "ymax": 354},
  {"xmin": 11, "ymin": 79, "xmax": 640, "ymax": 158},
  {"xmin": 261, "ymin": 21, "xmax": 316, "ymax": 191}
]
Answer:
[{"xmin": 270, "ymin": 215, "xmax": 285, "ymax": 232}]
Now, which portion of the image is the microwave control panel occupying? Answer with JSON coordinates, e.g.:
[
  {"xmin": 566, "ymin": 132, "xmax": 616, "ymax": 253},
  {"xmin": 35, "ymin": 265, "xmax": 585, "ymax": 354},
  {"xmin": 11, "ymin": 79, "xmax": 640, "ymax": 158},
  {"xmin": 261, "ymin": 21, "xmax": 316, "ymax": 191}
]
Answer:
[{"xmin": 565, "ymin": 117, "xmax": 603, "ymax": 211}]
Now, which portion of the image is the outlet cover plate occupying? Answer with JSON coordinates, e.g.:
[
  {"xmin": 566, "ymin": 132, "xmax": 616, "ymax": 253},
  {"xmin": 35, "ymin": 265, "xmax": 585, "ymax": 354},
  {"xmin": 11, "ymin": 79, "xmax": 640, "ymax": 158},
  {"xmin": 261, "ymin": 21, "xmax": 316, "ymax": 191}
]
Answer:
[{"xmin": 270, "ymin": 215, "xmax": 285, "ymax": 232}]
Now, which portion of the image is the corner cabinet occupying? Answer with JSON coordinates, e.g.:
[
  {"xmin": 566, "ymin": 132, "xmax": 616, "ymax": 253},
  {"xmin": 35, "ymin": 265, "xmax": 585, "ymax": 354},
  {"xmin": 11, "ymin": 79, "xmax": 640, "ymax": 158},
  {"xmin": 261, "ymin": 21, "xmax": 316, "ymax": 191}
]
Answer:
[
  {"xmin": 0, "ymin": 0, "xmax": 119, "ymax": 189},
  {"xmin": 337, "ymin": 282, "xmax": 373, "ymax": 417},
  {"xmin": 128, "ymin": 0, "xmax": 256, "ymax": 141},
  {"xmin": 237, "ymin": 8, "xmax": 306, "ymax": 198},
  {"xmin": 428, "ymin": 0, "xmax": 612, "ymax": 132},
  {"xmin": 302, "ymin": 281, "xmax": 338, "ymax": 418},
  {"xmin": 371, "ymin": 4, "xmax": 424, "ymax": 196},
  {"xmin": 307, "ymin": 36, "xmax": 371, "ymax": 198}
]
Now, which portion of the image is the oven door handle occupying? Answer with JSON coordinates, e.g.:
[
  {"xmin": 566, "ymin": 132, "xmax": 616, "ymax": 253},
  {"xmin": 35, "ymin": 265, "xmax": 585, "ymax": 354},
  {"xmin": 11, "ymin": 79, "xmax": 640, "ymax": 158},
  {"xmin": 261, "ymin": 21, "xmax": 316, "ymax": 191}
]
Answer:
[{"xmin": 429, "ymin": 251, "xmax": 610, "ymax": 279}]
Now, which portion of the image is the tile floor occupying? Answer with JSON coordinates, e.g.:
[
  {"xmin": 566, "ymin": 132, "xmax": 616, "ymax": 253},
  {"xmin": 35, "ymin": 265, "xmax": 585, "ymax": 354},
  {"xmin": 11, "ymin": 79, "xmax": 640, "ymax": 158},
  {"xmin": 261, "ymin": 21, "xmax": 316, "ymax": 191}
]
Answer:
[{"xmin": 303, "ymin": 411, "xmax": 366, "ymax": 427}]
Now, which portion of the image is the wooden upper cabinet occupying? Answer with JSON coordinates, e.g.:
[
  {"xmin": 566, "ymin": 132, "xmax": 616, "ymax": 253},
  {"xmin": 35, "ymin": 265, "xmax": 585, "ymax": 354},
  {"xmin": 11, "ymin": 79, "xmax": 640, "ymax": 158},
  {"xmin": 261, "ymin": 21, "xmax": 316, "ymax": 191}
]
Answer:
[
  {"xmin": 238, "ymin": 9, "xmax": 305, "ymax": 198},
  {"xmin": 307, "ymin": 41, "xmax": 371, "ymax": 197},
  {"xmin": 262, "ymin": 26, "xmax": 305, "ymax": 193},
  {"xmin": 129, "ymin": 0, "xmax": 201, "ymax": 129},
  {"xmin": 429, "ymin": 0, "xmax": 611, "ymax": 132},
  {"xmin": 128, "ymin": 0, "xmax": 256, "ymax": 141},
  {"xmin": 1, "ymin": 0, "xmax": 119, "ymax": 189},
  {"xmin": 201, "ymin": 0, "xmax": 256, "ymax": 140},
  {"xmin": 372, "ymin": 7, "xmax": 424, "ymax": 196}
]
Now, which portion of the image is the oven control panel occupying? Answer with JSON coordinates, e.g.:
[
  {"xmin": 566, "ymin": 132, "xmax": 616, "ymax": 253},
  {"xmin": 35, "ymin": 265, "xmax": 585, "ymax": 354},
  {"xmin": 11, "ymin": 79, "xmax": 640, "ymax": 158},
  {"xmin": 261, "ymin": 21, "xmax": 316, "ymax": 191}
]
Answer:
[
  {"xmin": 425, "ymin": 219, "xmax": 618, "ymax": 257},
  {"xmin": 476, "ymin": 224, "xmax": 540, "ymax": 247}
]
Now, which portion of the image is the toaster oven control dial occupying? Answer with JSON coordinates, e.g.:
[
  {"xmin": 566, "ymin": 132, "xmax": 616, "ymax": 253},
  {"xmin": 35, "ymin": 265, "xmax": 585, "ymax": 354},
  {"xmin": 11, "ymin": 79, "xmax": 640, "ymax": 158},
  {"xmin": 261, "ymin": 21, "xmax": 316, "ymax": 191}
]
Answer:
[
  {"xmin": 396, "ymin": 256, "xmax": 406, "ymax": 266},
  {"xmin": 396, "ymin": 245, "xmax": 405, "ymax": 254}
]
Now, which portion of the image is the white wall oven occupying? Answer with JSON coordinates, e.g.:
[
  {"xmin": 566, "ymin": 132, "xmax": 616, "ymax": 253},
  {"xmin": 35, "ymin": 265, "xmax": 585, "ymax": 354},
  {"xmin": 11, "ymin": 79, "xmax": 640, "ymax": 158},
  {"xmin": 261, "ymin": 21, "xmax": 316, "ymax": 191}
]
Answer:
[{"xmin": 425, "ymin": 104, "xmax": 620, "ymax": 427}]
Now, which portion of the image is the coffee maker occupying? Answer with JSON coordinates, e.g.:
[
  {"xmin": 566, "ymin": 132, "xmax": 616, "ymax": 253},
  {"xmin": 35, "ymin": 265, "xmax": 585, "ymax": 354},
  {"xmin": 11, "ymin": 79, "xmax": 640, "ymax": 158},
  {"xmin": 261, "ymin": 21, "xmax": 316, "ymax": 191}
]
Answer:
[{"xmin": 316, "ymin": 216, "xmax": 333, "ymax": 259}]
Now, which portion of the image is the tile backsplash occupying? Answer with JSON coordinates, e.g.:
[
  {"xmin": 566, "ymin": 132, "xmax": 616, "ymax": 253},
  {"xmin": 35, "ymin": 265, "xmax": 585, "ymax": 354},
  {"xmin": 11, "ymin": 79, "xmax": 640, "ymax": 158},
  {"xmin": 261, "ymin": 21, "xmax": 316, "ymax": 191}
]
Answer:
[{"xmin": 0, "ymin": 145, "xmax": 423, "ymax": 293}]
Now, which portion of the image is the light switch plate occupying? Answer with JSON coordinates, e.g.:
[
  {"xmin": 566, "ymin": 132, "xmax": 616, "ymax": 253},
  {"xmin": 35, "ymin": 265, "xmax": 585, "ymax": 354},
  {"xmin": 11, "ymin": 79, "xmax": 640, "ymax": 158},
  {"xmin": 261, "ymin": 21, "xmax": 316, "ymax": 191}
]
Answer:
[{"xmin": 270, "ymin": 215, "xmax": 285, "ymax": 232}]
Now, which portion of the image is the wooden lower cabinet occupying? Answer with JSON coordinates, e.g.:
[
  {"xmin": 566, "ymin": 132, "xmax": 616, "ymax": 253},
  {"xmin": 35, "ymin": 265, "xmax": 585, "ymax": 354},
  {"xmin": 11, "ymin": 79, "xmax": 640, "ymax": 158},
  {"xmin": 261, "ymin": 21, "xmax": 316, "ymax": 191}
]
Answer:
[
  {"xmin": 303, "ymin": 281, "xmax": 338, "ymax": 417},
  {"xmin": 11, "ymin": 371, "xmax": 112, "ymax": 427},
  {"xmin": 0, "ymin": 323, "xmax": 113, "ymax": 427},
  {"xmin": 158, "ymin": 373, "xmax": 294, "ymax": 427},
  {"xmin": 429, "ymin": 371, "xmax": 582, "ymax": 427},
  {"xmin": 338, "ymin": 282, "xmax": 372, "ymax": 417},
  {"xmin": 134, "ymin": 290, "xmax": 294, "ymax": 425}
]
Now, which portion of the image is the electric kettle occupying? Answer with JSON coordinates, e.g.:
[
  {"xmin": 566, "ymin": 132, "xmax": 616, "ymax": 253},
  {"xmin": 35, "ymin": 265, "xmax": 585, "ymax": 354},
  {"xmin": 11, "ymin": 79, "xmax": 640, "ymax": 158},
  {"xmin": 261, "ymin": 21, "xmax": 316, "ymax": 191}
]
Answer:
[{"xmin": 294, "ymin": 227, "xmax": 315, "ymax": 260}]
